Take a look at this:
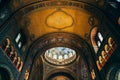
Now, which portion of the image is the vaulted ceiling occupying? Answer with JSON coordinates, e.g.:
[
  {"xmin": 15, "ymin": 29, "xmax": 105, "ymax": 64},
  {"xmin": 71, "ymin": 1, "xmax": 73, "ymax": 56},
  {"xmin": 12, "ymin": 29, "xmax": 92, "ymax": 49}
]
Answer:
[
  {"xmin": 0, "ymin": 0, "xmax": 120, "ymax": 80},
  {"xmin": 2, "ymin": 0, "xmax": 104, "ymax": 47}
]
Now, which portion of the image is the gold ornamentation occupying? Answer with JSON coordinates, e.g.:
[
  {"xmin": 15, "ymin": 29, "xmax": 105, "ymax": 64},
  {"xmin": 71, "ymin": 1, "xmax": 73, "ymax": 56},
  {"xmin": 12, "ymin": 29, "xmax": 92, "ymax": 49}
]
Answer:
[{"xmin": 46, "ymin": 9, "xmax": 74, "ymax": 30}]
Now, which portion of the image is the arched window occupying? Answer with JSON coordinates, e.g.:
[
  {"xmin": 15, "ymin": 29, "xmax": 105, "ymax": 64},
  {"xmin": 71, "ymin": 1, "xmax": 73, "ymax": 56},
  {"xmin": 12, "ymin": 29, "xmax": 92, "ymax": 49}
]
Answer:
[
  {"xmin": 15, "ymin": 30, "xmax": 26, "ymax": 49},
  {"xmin": 97, "ymin": 32, "xmax": 103, "ymax": 42},
  {"xmin": 91, "ymin": 27, "xmax": 104, "ymax": 53}
]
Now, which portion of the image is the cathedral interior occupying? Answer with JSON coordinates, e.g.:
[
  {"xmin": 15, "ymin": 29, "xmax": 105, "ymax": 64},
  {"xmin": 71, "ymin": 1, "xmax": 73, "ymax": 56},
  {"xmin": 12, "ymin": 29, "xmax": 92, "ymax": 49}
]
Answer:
[{"xmin": 0, "ymin": 0, "xmax": 120, "ymax": 80}]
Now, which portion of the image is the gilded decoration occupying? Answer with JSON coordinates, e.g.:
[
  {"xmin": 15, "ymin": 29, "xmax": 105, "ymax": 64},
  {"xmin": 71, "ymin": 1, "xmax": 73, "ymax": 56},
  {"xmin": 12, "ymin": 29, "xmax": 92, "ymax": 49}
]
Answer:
[{"xmin": 46, "ymin": 9, "xmax": 74, "ymax": 30}]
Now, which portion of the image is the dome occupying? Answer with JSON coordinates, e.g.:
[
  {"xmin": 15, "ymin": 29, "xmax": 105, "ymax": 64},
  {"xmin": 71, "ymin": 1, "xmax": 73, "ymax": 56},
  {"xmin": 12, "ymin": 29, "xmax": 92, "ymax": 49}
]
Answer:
[{"xmin": 45, "ymin": 47, "xmax": 76, "ymax": 65}]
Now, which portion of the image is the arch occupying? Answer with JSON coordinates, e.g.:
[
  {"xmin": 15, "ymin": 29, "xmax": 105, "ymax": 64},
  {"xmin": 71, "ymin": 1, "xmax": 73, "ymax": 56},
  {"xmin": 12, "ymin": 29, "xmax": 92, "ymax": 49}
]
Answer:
[
  {"xmin": 108, "ymin": 37, "xmax": 114, "ymax": 47},
  {"xmin": 101, "ymin": 50, "xmax": 108, "ymax": 62},
  {"xmin": 2, "ymin": 38, "xmax": 11, "ymax": 51},
  {"xmin": 104, "ymin": 44, "xmax": 111, "ymax": 55},
  {"xmin": 91, "ymin": 27, "xmax": 98, "ymax": 53},
  {"xmin": 0, "ymin": 65, "xmax": 14, "ymax": 80},
  {"xmin": 18, "ymin": 61, "xmax": 23, "ymax": 72},
  {"xmin": 9, "ymin": 45, "xmax": 14, "ymax": 57},
  {"xmin": 99, "ymin": 56, "xmax": 105, "ymax": 67},
  {"xmin": 96, "ymin": 60, "xmax": 101, "ymax": 71},
  {"xmin": 12, "ymin": 51, "xmax": 17, "ymax": 63},
  {"xmin": 106, "ymin": 66, "xmax": 120, "ymax": 80},
  {"xmin": 16, "ymin": 57, "xmax": 21, "ymax": 68},
  {"xmin": 6, "ymin": 45, "xmax": 14, "ymax": 57},
  {"xmin": 27, "ymin": 32, "xmax": 92, "ymax": 80}
]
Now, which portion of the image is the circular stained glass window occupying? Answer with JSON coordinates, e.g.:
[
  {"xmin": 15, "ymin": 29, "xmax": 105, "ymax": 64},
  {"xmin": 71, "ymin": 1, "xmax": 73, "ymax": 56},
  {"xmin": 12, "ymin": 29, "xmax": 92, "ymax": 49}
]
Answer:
[{"xmin": 45, "ymin": 47, "xmax": 76, "ymax": 65}]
